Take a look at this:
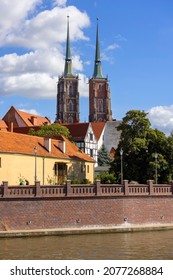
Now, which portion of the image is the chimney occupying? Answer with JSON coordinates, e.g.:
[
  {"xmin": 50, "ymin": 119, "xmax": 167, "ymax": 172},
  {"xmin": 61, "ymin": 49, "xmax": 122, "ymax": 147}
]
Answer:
[
  {"xmin": 44, "ymin": 138, "xmax": 51, "ymax": 152},
  {"xmin": 9, "ymin": 122, "xmax": 14, "ymax": 132},
  {"xmin": 31, "ymin": 116, "xmax": 37, "ymax": 126},
  {"xmin": 58, "ymin": 140, "xmax": 66, "ymax": 153}
]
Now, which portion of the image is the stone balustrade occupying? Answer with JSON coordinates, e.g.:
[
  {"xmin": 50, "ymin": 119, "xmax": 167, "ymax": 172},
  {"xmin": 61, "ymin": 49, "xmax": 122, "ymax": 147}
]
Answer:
[{"xmin": 1, "ymin": 180, "xmax": 173, "ymax": 199}]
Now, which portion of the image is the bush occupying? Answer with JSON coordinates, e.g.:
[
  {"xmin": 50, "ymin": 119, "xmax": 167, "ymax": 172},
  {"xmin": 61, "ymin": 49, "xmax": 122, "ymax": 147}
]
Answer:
[
  {"xmin": 71, "ymin": 179, "xmax": 81, "ymax": 184},
  {"xmin": 100, "ymin": 173, "xmax": 117, "ymax": 184},
  {"xmin": 81, "ymin": 178, "xmax": 91, "ymax": 184}
]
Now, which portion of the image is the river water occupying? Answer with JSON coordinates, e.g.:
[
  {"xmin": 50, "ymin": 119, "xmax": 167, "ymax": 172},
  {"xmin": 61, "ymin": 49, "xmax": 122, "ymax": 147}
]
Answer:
[{"xmin": 0, "ymin": 230, "xmax": 173, "ymax": 260}]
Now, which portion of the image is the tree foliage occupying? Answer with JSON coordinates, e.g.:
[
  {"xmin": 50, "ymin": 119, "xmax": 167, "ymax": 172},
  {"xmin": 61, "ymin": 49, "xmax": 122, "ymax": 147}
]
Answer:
[
  {"xmin": 98, "ymin": 144, "xmax": 112, "ymax": 166},
  {"xmin": 110, "ymin": 110, "xmax": 172, "ymax": 183},
  {"xmin": 29, "ymin": 123, "xmax": 70, "ymax": 139}
]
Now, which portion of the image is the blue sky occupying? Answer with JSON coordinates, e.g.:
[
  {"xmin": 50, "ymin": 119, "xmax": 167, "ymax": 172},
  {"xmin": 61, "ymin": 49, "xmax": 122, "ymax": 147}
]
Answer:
[{"xmin": 0, "ymin": 0, "xmax": 173, "ymax": 134}]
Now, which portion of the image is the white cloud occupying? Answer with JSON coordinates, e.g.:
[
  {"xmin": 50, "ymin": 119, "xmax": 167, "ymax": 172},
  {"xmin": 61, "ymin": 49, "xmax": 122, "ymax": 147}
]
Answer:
[
  {"xmin": 0, "ymin": 0, "xmax": 41, "ymax": 43},
  {"xmin": 0, "ymin": 47, "xmax": 86, "ymax": 99},
  {"xmin": 53, "ymin": 0, "xmax": 67, "ymax": 7},
  {"xmin": 148, "ymin": 105, "xmax": 173, "ymax": 135},
  {"xmin": 0, "ymin": 49, "xmax": 64, "ymax": 74},
  {"xmin": 20, "ymin": 108, "xmax": 40, "ymax": 116},
  {"xmin": 2, "ymin": 6, "xmax": 90, "ymax": 49},
  {"xmin": 106, "ymin": 43, "xmax": 120, "ymax": 51},
  {"xmin": 115, "ymin": 34, "xmax": 127, "ymax": 42},
  {"xmin": 0, "ymin": 2, "xmax": 90, "ymax": 100},
  {"xmin": 78, "ymin": 74, "xmax": 89, "ymax": 97},
  {"xmin": 1, "ymin": 73, "xmax": 56, "ymax": 99}
]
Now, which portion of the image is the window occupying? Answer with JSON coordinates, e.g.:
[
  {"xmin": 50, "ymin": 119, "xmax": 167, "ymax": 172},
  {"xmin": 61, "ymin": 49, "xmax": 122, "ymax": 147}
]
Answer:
[
  {"xmin": 98, "ymin": 99, "xmax": 103, "ymax": 112},
  {"xmin": 90, "ymin": 149, "xmax": 93, "ymax": 158},
  {"xmin": 81, "ymin": 165, "xmax": 85, "ymax": 173},
  {"xmin": 90, "ymin": 133, "xmax": 93, "ymax": 141},
  {"xmin": 98, "ymin": 84, "xmax": 102, "ymax": 92},
  {"xmin": 87, "ymin": 165, "xmax": 89, "ymax": 173},
  {"xmin": 68, "ymin": 101, "xmax": 73, "ymax": 112},
  {"xmin": 69, "ymin": 85, "xmax": 73, "ymax": 96},
  {"xmin": 55, "ymin": 163, "xmax": 67, "ymax": 176},
  {"xmin": 68, "ymin": 117, "xmax": 73, "ymax": 123}
]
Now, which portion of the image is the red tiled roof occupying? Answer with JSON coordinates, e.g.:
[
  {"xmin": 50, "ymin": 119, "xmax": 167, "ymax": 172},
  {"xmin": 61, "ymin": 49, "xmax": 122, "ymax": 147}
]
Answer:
[
  {"xmin": 0, "ymin": 120, "xmax": 8, "ymax": 131},
  {"xmin": 13, "ymin": 126, "xmax": 40, "ymax": 134},
  {"xmin": 2, "ymin": 106, "xmax": 51, "ymax": 128},
  {"xmin": 62, "ymin": 123, "xmax": 90, "ymax": 140},
  {"xmin": 0, "ymin": 131, "xmax": 94, "ymax": 162},
  {"xmin": 91, "ymin": 122, "xmax": 106, "ymax": 140},
  {"xmin": 16, "ymin": 109, "xmax": 51, "ymax": 126}
]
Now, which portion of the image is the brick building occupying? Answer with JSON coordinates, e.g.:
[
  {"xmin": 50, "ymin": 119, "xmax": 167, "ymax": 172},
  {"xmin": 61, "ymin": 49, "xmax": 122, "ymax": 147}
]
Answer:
[
  {"xmin": 56, "ymin": 16, "xmax": 79, "ymax": 124},
  {"xmin": 89, "ymin": 20, "xmax": 112, "ymax": 122}
]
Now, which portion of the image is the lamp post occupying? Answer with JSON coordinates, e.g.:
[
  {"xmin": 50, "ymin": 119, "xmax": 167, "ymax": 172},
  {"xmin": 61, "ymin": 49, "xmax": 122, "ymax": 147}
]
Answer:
[
  {"xmin": 120, "ymin": 148, "xmax": 123, "ymax": 185},
  {"xmin": 155, "ymin": 152, "xmax": 158, "ymax": 184},
  {"xmin": 34, "ymin": 146, "xmax": 38, "ymax": 182}
]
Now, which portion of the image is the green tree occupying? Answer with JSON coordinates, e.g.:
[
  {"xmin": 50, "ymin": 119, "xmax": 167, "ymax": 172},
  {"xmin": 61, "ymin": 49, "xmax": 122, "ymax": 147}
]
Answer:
[
  {"xmin": 110, "ymin": 110, "xmax": 170, "ymax": 183},
  {"xmin": 98, "ymin": 144, "xmax": 112, "ymax": 166},
  {"xmin": 29, "ymin": 123, "xmax": 70, "ymax": 138}
]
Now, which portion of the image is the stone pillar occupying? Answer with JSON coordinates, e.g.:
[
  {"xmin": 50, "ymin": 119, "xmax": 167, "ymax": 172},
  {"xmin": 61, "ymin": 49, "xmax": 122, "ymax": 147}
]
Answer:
[
  {"xmin": 147, "ymin": 180, "xmax": 154, "ymax": 195},
  {"xmin": 35, "ymin": 181, "xmax": 41, "ymax": 197},
  {"xmin": 95, "ymin": 179, "xmax": 101, "ymax": 196},
  {"xmin": 2, "ymin": 181, "xmax": 8, "ymax": 197},
  {"xmin": 66, "ymin": 180, "xmax": 72, "ymax": 196},
  {"xmin": 171, "ymin": 181, "xmax": 173, "ymax": 195},
  {"xmin": 124, "ymin": 180, "xmax": 129, "ymax": 195}
]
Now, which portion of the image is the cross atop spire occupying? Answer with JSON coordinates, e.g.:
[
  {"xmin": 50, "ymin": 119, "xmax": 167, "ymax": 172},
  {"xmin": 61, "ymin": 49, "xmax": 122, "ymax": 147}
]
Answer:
[
  {"xmin": 93, "ymin": 18, "xmax": 103, "ymax": 78},
  {"xmin": 64, "ymin": 16, "xmax": 72, "ymax": 76}
]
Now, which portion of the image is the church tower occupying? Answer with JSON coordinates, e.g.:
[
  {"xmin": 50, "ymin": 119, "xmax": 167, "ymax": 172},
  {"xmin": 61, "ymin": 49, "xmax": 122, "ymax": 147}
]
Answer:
[
  {"xmin": 89, "ymin": 19, "xmax": 112, "ymax": 122},
  {"xmin": 56, "ymin": 16, "xmax": 79, "ymax": 124}
]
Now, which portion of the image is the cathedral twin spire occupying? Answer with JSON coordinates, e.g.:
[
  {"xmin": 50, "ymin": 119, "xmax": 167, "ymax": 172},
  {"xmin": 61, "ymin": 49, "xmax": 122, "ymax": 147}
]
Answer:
[
  {"xmin": 64, "ymin": 17, "xmax": 103, "ymax": 78},
  {"xmin": 64, "ymin": 16, "xmax": 72, "ymax": 76},
  {"xmin": 57, "ymin": 17, "xmax": 112, "ymax": 123},
  {"xmin": 93, "ymin": 18, "xmax": 103, "ymax": 78}
]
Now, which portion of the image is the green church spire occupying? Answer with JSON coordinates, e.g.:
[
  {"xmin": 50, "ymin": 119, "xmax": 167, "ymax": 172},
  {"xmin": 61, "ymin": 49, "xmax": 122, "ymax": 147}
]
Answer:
[
  {"xmin": 64, "ymin": 16, "xmax": 72, "ymax": 76},
  {"xmin": 93, "ymin": 18, "xmax": 103, "ymax": 78}
]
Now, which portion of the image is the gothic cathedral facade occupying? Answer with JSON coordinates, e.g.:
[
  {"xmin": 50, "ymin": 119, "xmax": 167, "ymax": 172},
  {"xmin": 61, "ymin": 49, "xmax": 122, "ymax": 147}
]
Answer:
[
  {"xmin": 56, "ymin": 16, "xmax": 79, "ymax": 124},
  {"xmin": 89, "ymin": 20, "xmax": 112, "ymax": 122},
  {"xmin": 56, "ymin": 18, "xmax": 112, "ymax": 124}
]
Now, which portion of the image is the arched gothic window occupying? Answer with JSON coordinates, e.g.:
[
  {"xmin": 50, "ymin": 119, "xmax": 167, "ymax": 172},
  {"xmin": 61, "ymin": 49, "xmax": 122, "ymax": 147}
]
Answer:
[
  {"xmin": 69, "ymin": 85, "xmax": 73, "ymax": 96},
  {"xmin": 98, "ymin": 84, "xmax": 102, "ymax": 92},
  {"xmin": 98, "ymin": 99, "xmax": 103, "ymax": 112},
  {"xmin": 68, "ymin": 100, "xmax": 73, "ymax": 112},
  {"xmin": 68, "ymin": 117, "xmax": 73, "ymax": 123}
]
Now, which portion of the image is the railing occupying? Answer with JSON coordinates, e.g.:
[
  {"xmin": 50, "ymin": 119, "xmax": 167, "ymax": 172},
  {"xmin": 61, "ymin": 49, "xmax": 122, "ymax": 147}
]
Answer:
[
  {"xmin": 100, "ymin": 184, "xmax": 124, "ymax": 195},
  {"xmin": 41, "ymin": 185, "xmax": 66, "ymax": 197},
  {"xmin": 0, "ymin": 180, "xmax": 173, "ymax": 199},
  {"xmin": 153, "ymin": 184, "xmax": 172, "ymax": 195},
  {"xmin": 128, "ymin": 184, "xmax": 149, "ymax": 195}
]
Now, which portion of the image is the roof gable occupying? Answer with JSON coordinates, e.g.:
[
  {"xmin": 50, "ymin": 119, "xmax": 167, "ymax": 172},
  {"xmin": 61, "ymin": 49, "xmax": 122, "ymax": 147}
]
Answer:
[
  {"xmin": 3, "ymin": 106, "xmax": 51, "ymax": 128},
  {"xmin": 91, "ymin": 121, "xmax": 106, "ymax": 140},
  {"xmin": 0, "ymin": 131, "xmax": 94, "ymax": 163},
  {"xmin": 62, "ymin": 122, "xmax": 90, "ymax": 140},
  {"xmin": 0, "ymin": 120, "xmax": 8, "ymax": 131}
]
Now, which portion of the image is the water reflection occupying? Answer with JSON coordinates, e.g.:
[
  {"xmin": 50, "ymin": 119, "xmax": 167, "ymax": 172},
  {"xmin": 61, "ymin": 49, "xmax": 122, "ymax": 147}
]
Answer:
[{"xmin": 0, "ymin": 230, "xmax": 173, "ymax": 260}]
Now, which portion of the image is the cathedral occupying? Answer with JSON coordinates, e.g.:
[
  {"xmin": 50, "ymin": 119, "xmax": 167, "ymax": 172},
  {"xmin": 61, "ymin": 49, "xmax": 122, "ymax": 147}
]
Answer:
[{"xmin": 56, "ymin": 17, "xmax": 113, "ymax": 124}]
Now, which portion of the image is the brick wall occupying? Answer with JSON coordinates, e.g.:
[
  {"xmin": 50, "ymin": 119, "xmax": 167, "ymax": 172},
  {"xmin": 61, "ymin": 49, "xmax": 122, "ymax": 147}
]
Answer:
[{"xmin": 1, "ymin": 196, "xmax": 173, "ymax": 231}]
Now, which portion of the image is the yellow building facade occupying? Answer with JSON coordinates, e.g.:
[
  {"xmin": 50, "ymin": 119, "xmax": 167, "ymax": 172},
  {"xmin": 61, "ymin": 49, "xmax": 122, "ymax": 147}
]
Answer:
[{"xmin": 0, "ymin": 132, "xmax": 94, "ymax": 185}]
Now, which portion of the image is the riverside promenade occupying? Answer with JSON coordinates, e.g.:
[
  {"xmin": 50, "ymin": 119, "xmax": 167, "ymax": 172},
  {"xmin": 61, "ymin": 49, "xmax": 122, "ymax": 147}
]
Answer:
[
  {"xmin": 1, "ymin": 223, "xmax": 173, "ymax": 238},
  {"xmin": 1, "ymin": 180, "xmax": 173, "ymax": 236}
]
